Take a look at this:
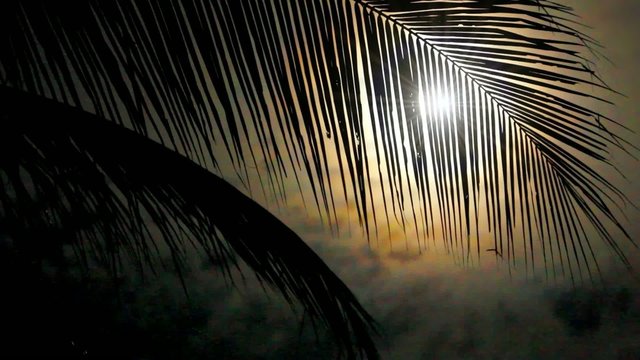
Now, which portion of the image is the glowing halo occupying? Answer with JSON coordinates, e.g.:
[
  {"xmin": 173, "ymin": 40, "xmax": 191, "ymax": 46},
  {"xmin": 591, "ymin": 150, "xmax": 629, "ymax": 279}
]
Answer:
[{"xmin": 418, "ymin": 89, "xmax": 455, "ymax": 120}]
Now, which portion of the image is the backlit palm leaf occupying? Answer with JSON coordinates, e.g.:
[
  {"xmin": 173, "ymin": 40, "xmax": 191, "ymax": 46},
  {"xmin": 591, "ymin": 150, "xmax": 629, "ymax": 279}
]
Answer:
[{"xmin": 346, "ymin": 0, "xmax": 636, "ymax": 280}]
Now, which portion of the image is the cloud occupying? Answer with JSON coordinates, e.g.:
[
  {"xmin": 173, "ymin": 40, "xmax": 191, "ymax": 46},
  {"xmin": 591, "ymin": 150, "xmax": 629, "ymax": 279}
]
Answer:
[{"xmin": 8, "ymin": 219, "xmax": 637, "ymax": 360}]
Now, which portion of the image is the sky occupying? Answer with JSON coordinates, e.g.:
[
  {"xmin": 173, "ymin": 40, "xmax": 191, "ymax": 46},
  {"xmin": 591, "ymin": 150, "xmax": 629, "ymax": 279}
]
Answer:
[
  {"xmin": 88, "ymin": 1, "xmax": 640, "ymax": 358},
  {"xmin": 3, "ymin": 0, "xmax": 639, "ymax": 359}
]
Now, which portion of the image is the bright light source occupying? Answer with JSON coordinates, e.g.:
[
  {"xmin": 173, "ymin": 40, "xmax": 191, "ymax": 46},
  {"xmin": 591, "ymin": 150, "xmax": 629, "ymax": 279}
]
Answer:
[{"xmin": 418, "ymin": 89, "xmax": 455, "ymax": 120}]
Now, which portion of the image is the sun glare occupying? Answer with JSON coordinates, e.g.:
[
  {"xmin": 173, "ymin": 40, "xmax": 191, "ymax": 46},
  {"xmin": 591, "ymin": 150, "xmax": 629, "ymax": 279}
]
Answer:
[{"xmin": 418, "ymin": 89, "xmax": 455, "ymax": 120}]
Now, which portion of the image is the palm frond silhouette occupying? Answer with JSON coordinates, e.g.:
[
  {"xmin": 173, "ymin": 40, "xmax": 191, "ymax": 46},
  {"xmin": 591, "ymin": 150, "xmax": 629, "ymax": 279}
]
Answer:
[{"xmin": 0, "ymin": 0, "xmax": 634, "ymax": 358}]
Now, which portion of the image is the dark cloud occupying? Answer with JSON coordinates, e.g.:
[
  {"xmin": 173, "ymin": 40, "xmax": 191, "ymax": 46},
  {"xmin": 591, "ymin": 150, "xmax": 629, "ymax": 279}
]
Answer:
[
  {"xmin": 386, "ymin": 250, "xmax": 424, "ymax": 264},
  {"xmin": 4, "ymin": 228, "xmax": 639, "ymax": 359}
]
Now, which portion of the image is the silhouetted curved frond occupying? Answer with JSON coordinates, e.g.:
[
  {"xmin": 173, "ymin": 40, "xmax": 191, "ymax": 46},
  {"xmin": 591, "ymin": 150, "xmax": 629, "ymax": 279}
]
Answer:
[{"xmin": 0, "ymin": 87, "xmax": 379, "ymax": 359}]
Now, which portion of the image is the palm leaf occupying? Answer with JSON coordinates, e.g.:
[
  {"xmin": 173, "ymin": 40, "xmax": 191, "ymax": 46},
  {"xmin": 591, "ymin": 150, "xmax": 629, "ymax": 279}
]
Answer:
[
  {"xmin": 344, "ymin": 0, "xmax": 637, "ymax": 280},
  {"xmin": 1, "ymin": 0, "xmax": 636, "ymax": 351},
  {"xmin": 0, "ymin": 86, "xmax": 379, "ymax": 359}
]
